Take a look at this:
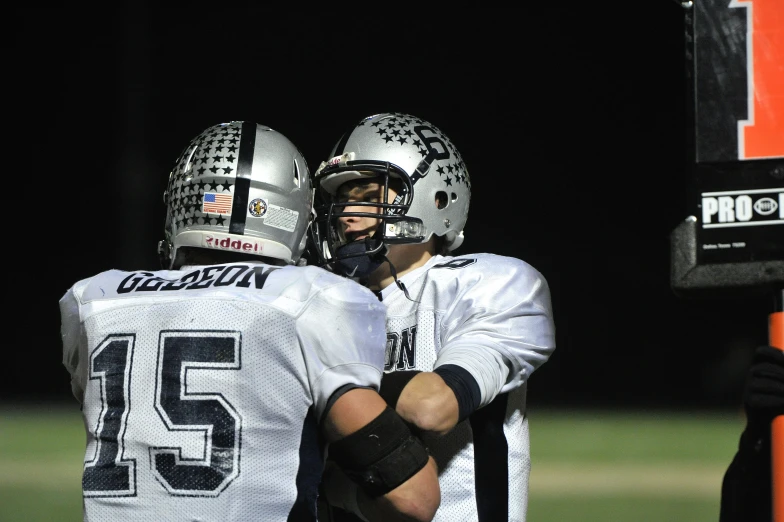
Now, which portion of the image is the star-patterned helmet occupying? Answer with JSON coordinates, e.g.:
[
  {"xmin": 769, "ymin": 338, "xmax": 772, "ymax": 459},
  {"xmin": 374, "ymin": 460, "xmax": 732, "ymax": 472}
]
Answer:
[
  {"xmin": 158, "ymin": 121, "xmax": 313, "ymax": 268},
  {"xmin": 311, "ymin": 112, "xmax": 471, "ymax": 268}
]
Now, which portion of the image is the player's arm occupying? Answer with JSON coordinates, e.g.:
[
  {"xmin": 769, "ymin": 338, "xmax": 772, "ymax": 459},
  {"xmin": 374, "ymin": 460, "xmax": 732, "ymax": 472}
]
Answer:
[
  {"xmin": 380, "ymin": 368, "xmax": 472, "ymax": 436},
  {"xmin": 385, "ymin": 258, "xmax": 556, "ymax": 436},
  {"xmin": 59, "ymin": 284, "xmax": 87, "ymax": 403},
  {"xmin": 322, "ymin": 387, "xmax": 440, "ymax": 522}
]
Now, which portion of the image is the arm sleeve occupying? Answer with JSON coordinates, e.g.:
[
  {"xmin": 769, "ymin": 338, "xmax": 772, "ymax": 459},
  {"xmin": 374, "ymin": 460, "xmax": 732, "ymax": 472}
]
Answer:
[
  {"xmin": 59, "ymin": 283, "xmax": 86, "ymax": 404},
  {"xmin": 435, "ymin": 256, "xmax": 556, "ymax": 408},
  {"xmin": 299, "ymin": 278, "xmax": 388, "ymax": 422}
]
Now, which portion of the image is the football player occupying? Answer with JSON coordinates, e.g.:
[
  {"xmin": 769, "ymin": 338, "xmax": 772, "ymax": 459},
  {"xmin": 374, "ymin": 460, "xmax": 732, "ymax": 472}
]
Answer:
[
  {"xmin": 720, "ymin": 344, "xmax": 784, "ymax": 522},
  {"xmin": 60, "ymin": 121, "xmax": 440, "ymax": 522},
  {"xmin": 311, "ymin": 113, "xmax": 556, "ymax": 522}
]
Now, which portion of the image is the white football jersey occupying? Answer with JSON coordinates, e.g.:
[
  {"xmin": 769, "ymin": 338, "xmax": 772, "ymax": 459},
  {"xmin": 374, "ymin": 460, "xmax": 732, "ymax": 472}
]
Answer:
[
  {"xmin": 381, "ymin": 253, "xmax": 555, "ymax": 522},
  {"xmin": 60, "ymin": 262, "xmax": 386, "ymax": 522}
]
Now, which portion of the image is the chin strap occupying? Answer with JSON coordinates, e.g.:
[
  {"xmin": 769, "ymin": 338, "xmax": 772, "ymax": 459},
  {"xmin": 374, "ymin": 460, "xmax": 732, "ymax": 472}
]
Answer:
[
  {"xmin": 381, "ymin": 252, "xmax": 417, "ymax": 303},
  {"xmin": 334, "ymin": 239, "xmax": 418, "ymax": 303},
  {"xmin": 334, "ymin": 238, "xmax": 387, "ymax": 278}
]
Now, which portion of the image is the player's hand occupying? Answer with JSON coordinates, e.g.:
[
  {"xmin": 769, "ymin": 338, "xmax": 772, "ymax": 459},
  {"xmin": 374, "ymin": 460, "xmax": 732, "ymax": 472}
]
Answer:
[
  {"xmin": 396, "ymin": 372, "xmax": 460, "ymax": 436},
  {"xmin": 743, "ymin": 345, "xmax": 784, "ymax": 425}
]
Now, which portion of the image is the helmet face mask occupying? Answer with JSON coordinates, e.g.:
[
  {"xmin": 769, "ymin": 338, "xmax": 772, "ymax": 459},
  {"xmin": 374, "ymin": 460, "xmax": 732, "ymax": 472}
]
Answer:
[
  {"xmin": 311, "ymin": 113, "xmax": 470, "ymax": 273},
  {"xmin": 159, "ymin": 121, "xmax": 313, "ymax": 268},
  {"xmin": 317, "ymin": 163, "xmax": 421, "ymax": 248}
]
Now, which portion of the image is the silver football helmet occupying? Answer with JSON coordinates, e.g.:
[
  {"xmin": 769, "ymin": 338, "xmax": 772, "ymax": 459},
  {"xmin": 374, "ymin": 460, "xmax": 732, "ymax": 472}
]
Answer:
[
  {"xmin": 311, "ymin": 112, "xmax": 471, "ymax": 274},
  {"xmin": 158, "ymin": 121, "xmax": 313, "ymax": 268}
]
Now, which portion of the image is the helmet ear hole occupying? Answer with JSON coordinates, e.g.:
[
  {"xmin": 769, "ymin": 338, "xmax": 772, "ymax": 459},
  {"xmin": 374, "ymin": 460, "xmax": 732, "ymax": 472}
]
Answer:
[
  {"xmin": 435, "ymin": 191, "xmax": 448, "ymax": 209},
  {"xmin": 451, "ymin": 192, "xmax": 458, "ymax": 202},
  {"xmin": 293, "ymin": 159, "xmax": 301, "ymax": 188}
]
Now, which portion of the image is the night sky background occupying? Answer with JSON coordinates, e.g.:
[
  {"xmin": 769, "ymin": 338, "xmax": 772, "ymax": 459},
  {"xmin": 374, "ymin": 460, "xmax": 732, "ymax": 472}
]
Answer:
[{"xmin": 10, "ymin": 6, "xmax": 776, "ymax": 411}]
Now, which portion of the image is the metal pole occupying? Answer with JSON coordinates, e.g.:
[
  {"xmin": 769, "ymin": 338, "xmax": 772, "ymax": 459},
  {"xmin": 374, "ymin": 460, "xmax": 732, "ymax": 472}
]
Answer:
[{"xmin": 771, "ymin": 287, "xmax": 783, "ymax": 522}]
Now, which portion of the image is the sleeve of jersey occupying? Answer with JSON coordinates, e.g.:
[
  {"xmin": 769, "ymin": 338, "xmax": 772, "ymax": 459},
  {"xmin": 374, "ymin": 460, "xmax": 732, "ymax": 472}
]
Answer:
[
  {"xmin": 298, "ymin": 279, "xmax": 387, "ymax": 422},
  {"xmin": 59, "ymin": 280, "xmax": 89, "ymax": 404},
  {"xmin": 434, "ymin": 256, "xmax": 556, "ymax": 408}
]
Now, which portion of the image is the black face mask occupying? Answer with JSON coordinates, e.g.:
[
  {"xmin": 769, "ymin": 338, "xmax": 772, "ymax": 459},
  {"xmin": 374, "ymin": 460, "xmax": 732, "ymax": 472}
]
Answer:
[{"xmin": 334, "ymin": 237, "xmax": 388, "ymax": 279}]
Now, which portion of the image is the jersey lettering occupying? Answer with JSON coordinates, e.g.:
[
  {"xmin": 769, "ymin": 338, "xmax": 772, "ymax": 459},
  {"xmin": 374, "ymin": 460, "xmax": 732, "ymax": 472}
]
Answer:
[
  {"xmin": 117, "ymin": 265, "xmax": 279, "ymax": 294},
  {"xmin": 83, "ymin": 335, "xmax": 137, "ymax": 497},
  {"xmin": 151, "ymin": 331, "xmax": 242, "ymax": 496},
  {"xmin": 432, "ymin": 258, "xmax": 477, "ymax": 270},
  {"xmin": 236, "ymin": 266, "xmax": 280, "ymax": 289},
  {"xmin": 83, "ymin": 331, "xmax": 242, "ymax": 498},
  {"xmin": 188, "ymin": 266, "xmax": 226, "ymax": 290},
  {"xmin": 385, "ymin": 326, "xmax": 417, "ymax": 370},
  {"xmin": 384, "ymin": 332, "xmax": 399, "ymax": 370}
]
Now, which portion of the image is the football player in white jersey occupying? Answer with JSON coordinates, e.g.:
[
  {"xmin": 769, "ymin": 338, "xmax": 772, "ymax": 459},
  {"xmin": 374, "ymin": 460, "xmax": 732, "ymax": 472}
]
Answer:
[
  {"xmin": 59, "ymin": 121, "xmax": 440, "ymax": 522},
  {"xmin": 311, "ymin": 113, "xmax": 556, "ymax": 522}
]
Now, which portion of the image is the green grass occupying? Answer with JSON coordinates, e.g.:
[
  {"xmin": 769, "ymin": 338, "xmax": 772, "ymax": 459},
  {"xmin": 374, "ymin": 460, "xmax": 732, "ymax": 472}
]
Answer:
[
  {"xmin": 0, "ymin": 405, "xmax": 746, "ymax": 522},
  {"xmin": 527, "ymin": 409, "xmax": 744, "ymax": 522},
  {"xmin": 528, "ymin": 495, "xmax": 721, "ymax": 522},
  {"xmin": 529, "ymin": 409, "xmax": 743, "ymax": 463},
  {"xmin": 0, "ymin": 406, "xmax": 84, "ymax": 522},
  {"xmin": 0, "ymin": 486, "xmax": 81, "ymax": 522}
]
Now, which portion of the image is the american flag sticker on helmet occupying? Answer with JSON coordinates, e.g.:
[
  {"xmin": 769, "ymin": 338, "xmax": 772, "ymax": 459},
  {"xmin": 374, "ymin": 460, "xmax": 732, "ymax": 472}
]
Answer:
[{"xmin": 203, "ymin": 192, "xmax": 233, "ymax": 214}]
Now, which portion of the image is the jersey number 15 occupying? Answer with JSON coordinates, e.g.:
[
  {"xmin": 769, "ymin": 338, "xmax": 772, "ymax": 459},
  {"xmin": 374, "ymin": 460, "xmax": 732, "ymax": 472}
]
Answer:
[{"xmin": 84, "ymin": 330, "xmax": 242, "ymax": 498}]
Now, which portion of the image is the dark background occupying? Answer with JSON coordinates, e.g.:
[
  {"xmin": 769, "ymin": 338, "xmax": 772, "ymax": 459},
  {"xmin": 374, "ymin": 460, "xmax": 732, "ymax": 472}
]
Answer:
[{"xmin": 10, "ymin": 6, "xmax": 774, "ymax": 410}]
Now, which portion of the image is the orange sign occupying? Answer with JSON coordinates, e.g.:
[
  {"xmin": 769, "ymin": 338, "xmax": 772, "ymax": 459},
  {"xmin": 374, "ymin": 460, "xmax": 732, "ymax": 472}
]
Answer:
[{"xmin": 732, "ymin": 0, "xmax": 784, "ymax": 159}]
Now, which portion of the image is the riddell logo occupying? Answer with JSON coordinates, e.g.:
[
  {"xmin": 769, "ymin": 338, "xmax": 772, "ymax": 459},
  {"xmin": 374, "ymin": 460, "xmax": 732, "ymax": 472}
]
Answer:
[
  {"xmin": 204, "ymin": 234, "xmax": 263, "ymax": 253},
  {"xmin": 328, "ymin": 152, "xmax": 355, "ymax": 166}
]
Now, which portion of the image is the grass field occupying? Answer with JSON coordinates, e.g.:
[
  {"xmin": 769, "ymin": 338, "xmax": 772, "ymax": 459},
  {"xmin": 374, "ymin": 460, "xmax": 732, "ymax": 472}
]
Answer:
[{"xmin": 0, "ymin": 404, "xmax": 745, "ymax": 522}]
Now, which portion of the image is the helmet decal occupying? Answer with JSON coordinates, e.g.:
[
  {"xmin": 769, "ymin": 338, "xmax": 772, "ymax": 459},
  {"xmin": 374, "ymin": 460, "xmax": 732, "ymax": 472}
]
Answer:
[
  {"xmin": 248, "ymin": 198, "xmax": 268, "ymax": 218},
  {"xmin": 160, "ymin": 121, "xmax": 313, "ymax": 268},
  {"xmin": 348, "ymin": 113, "xmax": 471, "ymax": 191},
  {"xmin": 167, "ymin": 124, "xmax": 242, "ymax": 230},
  {"xmin": 202, "ymin": 192, "xmax": 233, "ymax": 215},
  {"xmin": 311, "ymin": 112, "xmax": 471, "ymax": 274}
]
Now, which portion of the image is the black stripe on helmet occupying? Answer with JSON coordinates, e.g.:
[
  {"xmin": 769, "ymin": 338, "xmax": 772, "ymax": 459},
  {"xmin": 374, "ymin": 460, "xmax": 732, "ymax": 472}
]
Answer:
[
  {"xmin": 332, "ymin": 130, "xmax": 351, "ymax": 157},
  {"xmin": 229, "ymin": 121, "xmax": 256, "ymax": 235}
]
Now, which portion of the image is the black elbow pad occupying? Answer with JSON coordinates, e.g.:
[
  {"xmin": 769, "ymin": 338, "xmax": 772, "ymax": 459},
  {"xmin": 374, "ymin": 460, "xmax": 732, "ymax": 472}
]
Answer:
[{"xmin": 328, "ymin": 406, "xmax": 430, "ymax": 497}]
